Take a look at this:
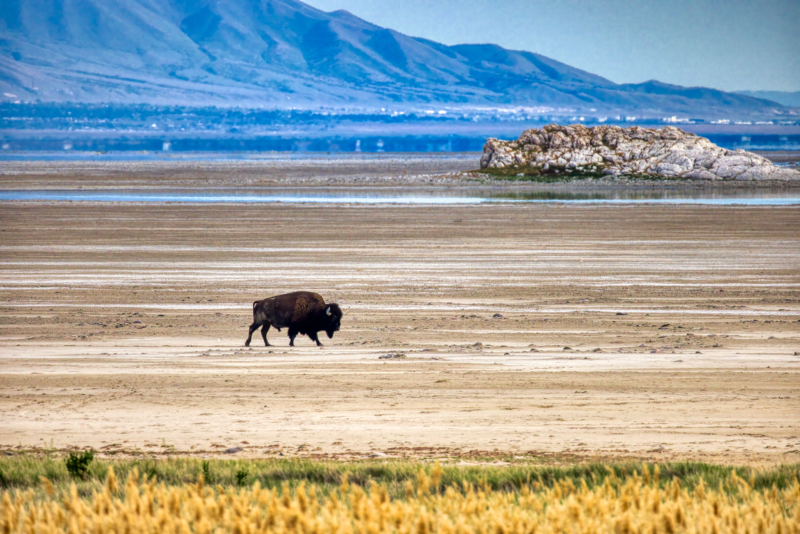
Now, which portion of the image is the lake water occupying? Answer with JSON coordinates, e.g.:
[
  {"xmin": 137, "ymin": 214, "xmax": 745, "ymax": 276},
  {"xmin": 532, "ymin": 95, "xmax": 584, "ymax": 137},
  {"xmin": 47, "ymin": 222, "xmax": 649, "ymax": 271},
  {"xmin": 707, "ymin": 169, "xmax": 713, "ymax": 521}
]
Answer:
[
  {"xmin": 2, "ymin": 188, "xmax": 800, "ymax": 205},
  {"xmin": 2, "ymin": 133, "xmax": 800, "ymax": 153}
]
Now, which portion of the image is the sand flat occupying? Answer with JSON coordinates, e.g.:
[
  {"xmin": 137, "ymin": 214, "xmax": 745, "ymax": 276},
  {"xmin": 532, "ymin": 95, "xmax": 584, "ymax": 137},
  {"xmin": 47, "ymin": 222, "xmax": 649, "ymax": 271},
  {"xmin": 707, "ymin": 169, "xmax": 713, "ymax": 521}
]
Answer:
[{"xmin": 1, "ymin": 201, "xmax": 799, "ymax": 463}]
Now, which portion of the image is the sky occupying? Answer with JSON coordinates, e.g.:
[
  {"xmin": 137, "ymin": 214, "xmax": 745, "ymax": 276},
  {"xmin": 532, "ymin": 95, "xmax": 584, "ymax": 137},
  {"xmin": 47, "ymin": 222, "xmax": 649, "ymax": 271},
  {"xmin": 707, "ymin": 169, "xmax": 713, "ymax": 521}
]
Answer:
[{"xmin": 304, "ymin": 0, "xmax": 799, "ymax": 92}]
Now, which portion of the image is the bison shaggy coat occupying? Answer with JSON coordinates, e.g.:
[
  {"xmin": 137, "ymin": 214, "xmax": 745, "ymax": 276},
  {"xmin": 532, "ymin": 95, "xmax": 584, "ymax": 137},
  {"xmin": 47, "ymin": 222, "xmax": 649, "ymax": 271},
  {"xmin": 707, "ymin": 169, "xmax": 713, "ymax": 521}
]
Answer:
[{"xmin": 245, "ymin": 291, "xmax": 342, "ymax": 347}]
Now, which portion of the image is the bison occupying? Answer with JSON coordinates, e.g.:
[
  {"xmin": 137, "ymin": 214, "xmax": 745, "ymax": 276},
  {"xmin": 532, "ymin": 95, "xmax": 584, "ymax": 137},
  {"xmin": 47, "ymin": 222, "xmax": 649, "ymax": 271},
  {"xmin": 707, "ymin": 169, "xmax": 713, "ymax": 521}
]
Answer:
[{"xmin": 244, "ymin": 291, "xmax": 342, "ymax": 347}]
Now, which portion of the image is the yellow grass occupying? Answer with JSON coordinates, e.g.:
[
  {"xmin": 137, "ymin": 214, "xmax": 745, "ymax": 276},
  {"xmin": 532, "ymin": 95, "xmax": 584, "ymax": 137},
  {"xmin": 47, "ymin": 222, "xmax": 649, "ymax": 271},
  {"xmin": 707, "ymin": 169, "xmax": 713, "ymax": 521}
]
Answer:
[{"xmin": 1, "ymin": 463, "xmax": 798, "ymax": 533}]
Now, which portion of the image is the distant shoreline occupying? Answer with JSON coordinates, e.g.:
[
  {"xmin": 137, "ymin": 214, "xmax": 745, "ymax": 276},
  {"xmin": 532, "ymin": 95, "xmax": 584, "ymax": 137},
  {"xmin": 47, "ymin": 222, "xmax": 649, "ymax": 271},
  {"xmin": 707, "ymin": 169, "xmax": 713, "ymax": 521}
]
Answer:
[{"xmin": 2, "ymin": 155, "xmax": 799, "ymax": 192}]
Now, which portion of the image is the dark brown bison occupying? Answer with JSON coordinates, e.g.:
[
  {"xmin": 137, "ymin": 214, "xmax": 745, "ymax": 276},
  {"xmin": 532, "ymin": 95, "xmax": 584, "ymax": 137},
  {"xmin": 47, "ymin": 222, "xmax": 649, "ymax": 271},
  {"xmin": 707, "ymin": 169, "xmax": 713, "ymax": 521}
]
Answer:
[{"xmin": 244, "ymin": 291, "xmax": 342, "ymax": 347}]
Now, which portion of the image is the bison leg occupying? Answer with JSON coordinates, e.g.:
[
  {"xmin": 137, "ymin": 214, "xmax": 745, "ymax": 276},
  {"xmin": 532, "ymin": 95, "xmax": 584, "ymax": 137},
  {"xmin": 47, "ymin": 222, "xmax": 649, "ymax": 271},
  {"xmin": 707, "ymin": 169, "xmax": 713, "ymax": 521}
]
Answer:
[
  {"xmin": 288, "ymin": 326, "xmax": 299, "ymax": 347},
  {"xmin": 309, "ymin": 331, "xmax": 323, "ymax": 347},
  {"xmin": 260, "ymin": 324, "xmax": 271, "ymax": 347},
  {"xmin": 245, "ymin": 322, "xmax": 261, "ymax": 347}
]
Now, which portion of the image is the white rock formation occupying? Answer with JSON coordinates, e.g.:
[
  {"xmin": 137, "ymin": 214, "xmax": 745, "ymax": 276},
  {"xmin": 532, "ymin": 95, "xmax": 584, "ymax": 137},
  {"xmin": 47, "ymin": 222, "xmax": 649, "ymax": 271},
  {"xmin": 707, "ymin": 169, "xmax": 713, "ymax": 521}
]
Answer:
[{"xmin": 481, "ymin": 125, "xmax": 800, "ymax": 181}]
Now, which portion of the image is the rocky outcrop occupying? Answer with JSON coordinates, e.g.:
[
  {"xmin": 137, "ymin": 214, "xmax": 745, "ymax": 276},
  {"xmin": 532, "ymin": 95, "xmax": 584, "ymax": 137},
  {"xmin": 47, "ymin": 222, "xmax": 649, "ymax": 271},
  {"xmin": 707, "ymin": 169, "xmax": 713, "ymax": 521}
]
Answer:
[{"xmin": 481, "ymin": 125, "xmax": 800, "ymax": 181}]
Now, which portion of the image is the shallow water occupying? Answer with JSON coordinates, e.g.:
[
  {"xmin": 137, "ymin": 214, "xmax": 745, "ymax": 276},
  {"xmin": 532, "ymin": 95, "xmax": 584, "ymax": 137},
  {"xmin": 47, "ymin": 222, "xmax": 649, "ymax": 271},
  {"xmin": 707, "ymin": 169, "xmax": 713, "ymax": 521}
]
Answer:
[{"xmin": 2, "ymin": 188, "xmax": 800, "ymax": 205}]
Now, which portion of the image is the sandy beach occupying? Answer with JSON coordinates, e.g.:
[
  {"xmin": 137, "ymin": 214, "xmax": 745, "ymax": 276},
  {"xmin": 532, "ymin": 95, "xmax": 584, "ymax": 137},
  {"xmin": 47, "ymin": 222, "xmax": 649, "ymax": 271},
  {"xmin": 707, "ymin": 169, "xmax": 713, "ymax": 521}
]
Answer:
[{"xmin": 1, "ymin": 189, "xmax": 798, "ymax": 464}]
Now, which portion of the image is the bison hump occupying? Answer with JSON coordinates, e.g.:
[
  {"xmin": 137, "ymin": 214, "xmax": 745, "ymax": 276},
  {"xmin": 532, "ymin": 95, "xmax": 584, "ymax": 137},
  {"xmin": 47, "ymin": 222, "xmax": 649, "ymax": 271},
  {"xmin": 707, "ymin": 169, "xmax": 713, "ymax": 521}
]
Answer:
[{"xmin": 292, "ymin": 293, "xmax": 325, "ymax": 322}]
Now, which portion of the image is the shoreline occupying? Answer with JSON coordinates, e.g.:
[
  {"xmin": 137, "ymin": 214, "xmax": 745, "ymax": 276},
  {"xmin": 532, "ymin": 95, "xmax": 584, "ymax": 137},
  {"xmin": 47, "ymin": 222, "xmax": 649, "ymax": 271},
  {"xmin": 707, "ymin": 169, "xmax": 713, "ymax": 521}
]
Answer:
[
  {"xmin": 2, "ymin": 178, "xmax": 800, "ymax": 193},
  {"xmin": 1, "ymin": 152, "xmax": 798, "ymax": 191}
]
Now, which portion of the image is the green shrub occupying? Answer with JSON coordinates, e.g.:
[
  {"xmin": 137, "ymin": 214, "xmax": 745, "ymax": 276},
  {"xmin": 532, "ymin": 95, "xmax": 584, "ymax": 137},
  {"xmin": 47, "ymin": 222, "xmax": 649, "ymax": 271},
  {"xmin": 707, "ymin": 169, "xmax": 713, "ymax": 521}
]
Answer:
[
  {"xmin": 235, "ymin": 466, "xmax": 249, "ymax": 486},
  {"xmin": 65, "ymin": 450, "xmax": 94, "ymax": 479},
  {"xmin": 201, "ymin": 460, "xmax": 212, "ymax": 484}
]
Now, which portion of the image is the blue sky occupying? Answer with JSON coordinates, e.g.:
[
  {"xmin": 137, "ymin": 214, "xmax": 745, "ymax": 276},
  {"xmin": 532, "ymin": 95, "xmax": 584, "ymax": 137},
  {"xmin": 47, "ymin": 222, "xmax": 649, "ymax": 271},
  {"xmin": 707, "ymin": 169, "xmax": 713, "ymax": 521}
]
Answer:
[{"xmin": 305, "ymin": 0, "xmax": 799, "ymax": 92}]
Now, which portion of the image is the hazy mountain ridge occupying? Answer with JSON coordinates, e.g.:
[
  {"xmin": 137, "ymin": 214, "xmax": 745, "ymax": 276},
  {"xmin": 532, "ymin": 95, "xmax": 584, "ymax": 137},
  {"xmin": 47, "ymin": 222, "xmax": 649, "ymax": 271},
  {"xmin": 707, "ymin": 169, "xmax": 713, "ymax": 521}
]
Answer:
[
  {"xmin": 737, "ymin": 91, "xmax": 800, "ymax": 108},
  {"xmin": 0, "ymin": 0, "xmax": 790, "ymax": 116}
]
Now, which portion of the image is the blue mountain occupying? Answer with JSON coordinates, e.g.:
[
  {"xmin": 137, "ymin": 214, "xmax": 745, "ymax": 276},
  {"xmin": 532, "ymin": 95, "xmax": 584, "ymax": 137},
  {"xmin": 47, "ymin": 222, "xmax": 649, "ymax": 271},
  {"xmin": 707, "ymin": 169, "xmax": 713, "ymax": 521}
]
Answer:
[
  {"xmin": 737, "ymin": 91, "xmax": 800, "ymax": 108},
  {"xmin": 0, "ymin": 0, "xmax": 786, "ymax": 115}
]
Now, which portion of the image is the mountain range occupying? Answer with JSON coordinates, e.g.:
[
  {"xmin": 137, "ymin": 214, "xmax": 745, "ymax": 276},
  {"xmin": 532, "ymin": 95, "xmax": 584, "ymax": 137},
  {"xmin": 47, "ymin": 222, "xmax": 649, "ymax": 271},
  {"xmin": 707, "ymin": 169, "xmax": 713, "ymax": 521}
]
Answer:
[
  {"xmin": 0, "ymin": 0, "xmax": 792, "ymax": 117},
  {"xmin": 736, "ymin": 91, "xmax": 800, "ymax": 108}
]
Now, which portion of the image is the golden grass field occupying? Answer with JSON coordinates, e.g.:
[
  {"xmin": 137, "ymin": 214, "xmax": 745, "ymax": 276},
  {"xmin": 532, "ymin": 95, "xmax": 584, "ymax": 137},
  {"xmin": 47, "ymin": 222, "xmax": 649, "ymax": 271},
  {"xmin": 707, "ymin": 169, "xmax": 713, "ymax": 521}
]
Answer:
[{"xmin": 2, "ymin": 459, "xmax": 799, "ymax": 534}]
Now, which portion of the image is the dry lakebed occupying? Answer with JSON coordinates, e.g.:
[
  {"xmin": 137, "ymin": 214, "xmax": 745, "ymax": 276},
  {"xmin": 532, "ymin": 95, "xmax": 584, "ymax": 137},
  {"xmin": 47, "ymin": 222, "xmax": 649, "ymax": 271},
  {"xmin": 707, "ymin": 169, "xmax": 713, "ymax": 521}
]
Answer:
[{"xmin": 0, "ymin": 156, "xmax": 799, "ymax": 465}]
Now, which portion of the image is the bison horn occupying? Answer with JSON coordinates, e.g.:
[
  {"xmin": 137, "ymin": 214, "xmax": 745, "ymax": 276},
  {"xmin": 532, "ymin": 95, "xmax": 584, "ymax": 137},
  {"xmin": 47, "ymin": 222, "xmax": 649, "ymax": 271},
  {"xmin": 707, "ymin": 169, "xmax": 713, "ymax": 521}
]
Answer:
[{"xmin": 326, "ymin": 306, "xmax": 331, "ymax": 316}]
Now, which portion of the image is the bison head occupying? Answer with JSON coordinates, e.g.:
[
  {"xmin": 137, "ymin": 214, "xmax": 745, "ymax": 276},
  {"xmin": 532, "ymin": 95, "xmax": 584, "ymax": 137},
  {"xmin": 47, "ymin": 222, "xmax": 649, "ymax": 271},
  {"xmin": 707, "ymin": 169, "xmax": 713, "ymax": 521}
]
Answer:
[{"xmin": 324, "ymin": 303, "xmax": 343, "ymax": 338}]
